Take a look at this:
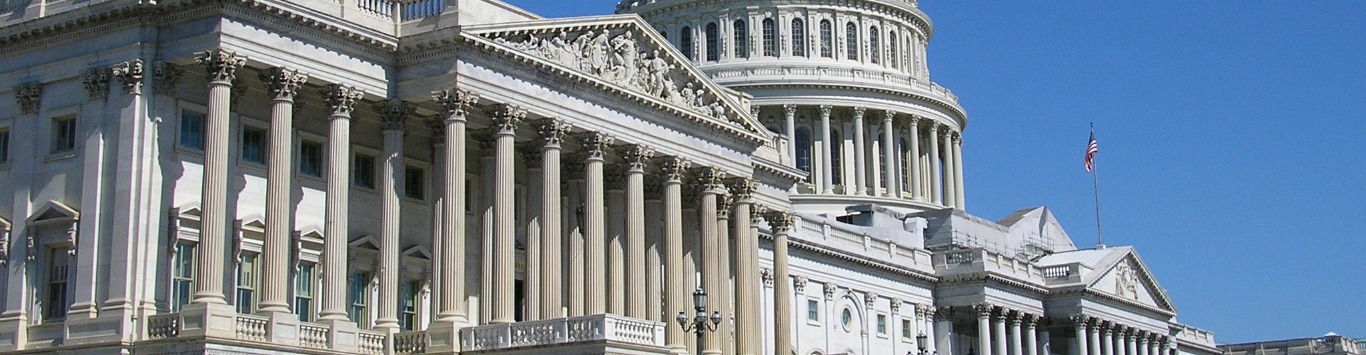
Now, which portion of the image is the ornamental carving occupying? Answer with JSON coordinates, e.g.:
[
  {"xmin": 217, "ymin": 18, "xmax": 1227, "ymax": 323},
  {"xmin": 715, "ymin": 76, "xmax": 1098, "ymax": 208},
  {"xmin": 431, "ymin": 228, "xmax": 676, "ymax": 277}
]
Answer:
[
  {"xmin": 376, "ymin": 99, "xmax": 416, "ymax": 131},
  {"xmin": 15, "ymin": 82, "xmax": 41, "ymax": 114},
  {"xmin": 260, "ymin": 67, "xmax": 309, "ymax": 101},
  {"xmin": 536, "ymin": 118, "xmax": 572, "ymax": 147},
  {"xmin": 490, "ymin": 27, "xmax": 744, "ymax": 126},
  {"xmin": 764, "ymin": 210, "xmax": 794, "ymax": 232},
  {"xmin": 750, "ymin": 204, "xmax": 768, "ymax": 224},
  {"xmin": 725, "ymin": 177, "xmax": 757, "ymax": 201},
  {"xmin": 863, "ymin": 292, "xmax": 878, "ymax": 307},
  {"xmin": 432, "ymin": 89, "xmax": 480, "ymax": 120},
  {"xmin": 323, "ymin": 84, "xmax": 365, "ymax": 116},
  {"xmin": 760, "ymin": 268, "xmax": 773, "ymax": 287},
  {"xmin": 153, "ymin": 61, "xmax": 184, "ymax": 95},
  {"xmin": 783, "ymin": 104, "xmax": 797, "ymax": 116},
  {"xmin": 884, "ymin": 110, "xmax": 897, "ymax": 123},
  {"xmin": 1115, "ymin": 262, "xmax": 1139, "ymax": 300},
  {"xmin": 716, "ymin": 196, "xmax": 732, "ymax": 217},
  {"xmin": 691, "ymin": 166, "xmax": 727, "ymax": 191},
  {"xmin": 489, "ymin": 104, "xmax": 526, "ymax": 133},
  {"xmin": 818, "ymin": 105, "xmax": 832, "ymax": 118},
  {"xmin": 195, "ymin": 49, "xmax": 247, "ymax": 83},
  {"xmin": 792, "ymin": 276, "xmax": 807, "ymax": 292},
  {"xmin": 889, "ymin": 298, "xmax": 901, "ymax": 313},
  {"xmin": 83, "ymin": 68, "xmax": 110, "ymax": 101},
  {"xmin": 577, "ymin": 132, "xmax": 614, "ymax": 159},
  {"xmin": 823, "ymin": 282, "xmax": 837, "ymax": 300},
  {"xmin": 658, "ymin": 156, "xmax": 690, "ymax": 182},
  {"xmin": 618, "ymin": 144, "xmax": 653, "ymax": 170},
  {"xmin": 112, "ymin": 59, "xmax": 144, "ymax": 95},
  {"xmin": 852, "ymin": 106, "xmax": 866, "ymax": 120}
]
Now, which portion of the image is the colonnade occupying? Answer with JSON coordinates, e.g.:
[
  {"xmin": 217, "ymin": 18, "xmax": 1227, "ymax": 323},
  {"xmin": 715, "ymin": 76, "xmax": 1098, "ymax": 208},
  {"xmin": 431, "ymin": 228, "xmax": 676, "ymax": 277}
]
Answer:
[
  {"xmin": 1072, "ymin": 316, "xmax": 1173, "ymax": 355},
  {"xmin": 184, "ymin": 49, "xmax": 791, "ymax": 355},
  {"xmin": 767, "ymin": 104, "xmax": 966, "ymax": 209}
]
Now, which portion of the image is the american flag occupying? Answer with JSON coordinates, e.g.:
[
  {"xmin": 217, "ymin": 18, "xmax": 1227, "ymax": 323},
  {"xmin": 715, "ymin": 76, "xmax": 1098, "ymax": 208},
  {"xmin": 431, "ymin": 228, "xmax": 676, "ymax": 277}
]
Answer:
[{"xmin": 1084, "ymin": 131, "xmax": 1099, "ymax": 172}]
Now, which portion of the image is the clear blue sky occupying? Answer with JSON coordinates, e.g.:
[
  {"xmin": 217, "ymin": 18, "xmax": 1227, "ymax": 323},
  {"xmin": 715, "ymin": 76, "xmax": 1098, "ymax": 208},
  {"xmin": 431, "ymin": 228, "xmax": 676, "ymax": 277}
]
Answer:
[{"xmin": 504, "ymin": 1, "xmax": 1366, "ymax": 343}]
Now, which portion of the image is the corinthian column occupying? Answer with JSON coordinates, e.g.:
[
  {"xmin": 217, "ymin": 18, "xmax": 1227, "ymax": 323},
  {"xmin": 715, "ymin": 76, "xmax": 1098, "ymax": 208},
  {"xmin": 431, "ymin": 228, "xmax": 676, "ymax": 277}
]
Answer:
[
  {"xmin": 621, "ymin": 144, "xmax": 654, "ymax": 319},
  {"xmin": 1072, "ymin": 316, "xmax": 1089, "ymax": 355},
  {"xmin": 819, "ymin": 105, "xmax": 834, "ymax": 194},
  {"xmin": 661, "ymin": 157, "xmax": 691, "ymax": 354},
  {"xmin": 764, "ymin": 211, "xmax": 795, "ymax": 355},
  {"xmin": 537, "ymin": 119, "xmax": 571, "ymax": 319},
  {"xmin": 490, "ymin": 104, "xmax": 524, "ymax": 324},
  {"xmin": 994, "ymin": 310, "xmax": 1008, "ymax": 355},
  {"xmin": 907, "ymin": 118, "xmax": 922, "ymax": 201},
  {"xmin": 192, "ymin": 49, "xmax": 246, "ymax": 305},
  {"xmin": 850, "ymin": 107, "xmax": 867, "ymax": 195},
  {"xmin": 695, "ymin": 167, "xmax": 726, "ymax": 355},
  {"xmin": 927, "ymin": 122, "xmax": 942, "ymax": 205},
  {"xmin": 941, "ymin": 129, "xmax": 957, "ymax": 208},
  {"xmin": 1010, "ymin": 312, "xmax": 1024, "ymax": 355},
  {"xmin": 257, "ymin": 67, "xmax": 308, "ymax": 315},
  {"xmin": 432, "ymin": 89, "xmax": 477, "ymax": 323},
  {"xmin": 320, "ymin": 84, "xmax": 363, "ymax": 321},
  {"xmin": 882, "ymin": 111, "xmax": 898, "ymax": 197},
  {"xmin": 580, "ymin": 132, "xmax": 614, "ymax": 316},
  {"xmin": 953, "ymin": 134, "xmax": 966, "ymax": 209},
  {"xmin": 726, "ymin": 178, "xmax": 759, "ymax": 355},
  {"xmin": 375, "ymin": 99, "xmax": 414, "ymax": 331},
  {"xmin": 974, "ymin": 305, "xmax": 992, "ymax": 355},
  {"xmin": 783, "ymin": 105, "xmax": 797, "ymax": 162},
  {"xmin": 607, "ymin": 168, "xmax": 626, "ymax": 316}
]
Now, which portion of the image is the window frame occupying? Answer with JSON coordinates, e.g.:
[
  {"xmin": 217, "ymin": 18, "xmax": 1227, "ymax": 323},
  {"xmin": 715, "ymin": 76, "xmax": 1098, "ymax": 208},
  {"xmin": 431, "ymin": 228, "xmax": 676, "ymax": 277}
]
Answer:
[
  {"xmin": 806, "ymin": 298, "xmax": 821, "ymax": 325},
  {"xmin": 238, "ymin": 121, "xmax": 269, "ymax": 167},
  {"xmin": 680, "ymin": 27, "xmax": 694, "ymax": 61},
  {"xmin": 43, "ymin": 247, "xmax": 70, "ymax": 321},
  {"xmin": 352, "ymin": 147, "xmax": 379, "ymax": 191},
  {"xmin": 761, "ymin": 18, "xmax": 777, "ymax": 57},
  {"xmin": 171, "ymin": 241, "xmax": 197, "ymax": 312},
  {"xmin": 705, "ymin": 22, "xmax": 719, "ymax": 62},
  {"xmin": 869, "ymin": 26, "xmax": 881, "ymax": 64},
  {"xmin": 50, "ymin": 114, "xmax": 77, "ymax": 155},
  {"xmin": 403, "ymin": 162, "xmax": 427, "ymax": 201},
  {"xmin": 845, "ymin": 22, "xmax": 859, "ymax": 61},
  {"xmin": 791, "ymin": 18, "xmax": 806, "ymax": 57},
  {"xmin": 901, "ymin": 318, "xmax": 914, "ymax": 342},
  {"xmin": 297, "ymin": 134, "xmax": 326, "ymax": 180},
  {"xmin": 732, "ymin": 19, "xmax": 749, "ymax": 58},
  {"xmin": 295, "ymin": 261, "xmax": 316, "ymax": 322},
  {"xmin": 0, "ymin": 124, "xmax": 11, "ymax": 168},
  {"xmin": 177, "ymin": 102, "xmax": 208, "ymax": 153},
  {"xmin": 876, "ymin": 312, "xmax": 888, "ymax": 337},
  {"xmin": 819, "ymin": 19, "xmax": 834, "ymax": 58}
]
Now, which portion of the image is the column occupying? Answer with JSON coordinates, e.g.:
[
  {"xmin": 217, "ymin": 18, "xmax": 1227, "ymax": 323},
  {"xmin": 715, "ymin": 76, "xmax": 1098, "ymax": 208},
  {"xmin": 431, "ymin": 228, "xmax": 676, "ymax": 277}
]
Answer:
[
  {"xmin": 490, "ymin": 104, "xmax": 524, "ymax": 323},
  {"xmin": 935, "ymin": 307, "xmax": 954, "ymax": 355},
  {"xmin": 622, "ymin": 144, "xmax": 653, "ymax": 319},
  {"xmin": 1040, "ymin": 324, "xmax": 1052, "ymax": 355},
  {"xmin": 607, "ymin": 169, "xmax": 626, "ymax": 316},
  {"xmin": 565, "ymin": 156, "xmax": 585, "ymax": 317},
  {"xmin": 1138, "ymin": 336, "xmax": 1150, "ymax": 355},
  {"xmin": 1088, "ymin": 320, "xmax": 1101, "ymax": 355},
  {"xmin": 1072, "ymin": 316, "xmax": 1088, "ymax": 355},
  {"xmin": 661, "ymin": 157, "xmax": 691, "ymax": 354},
  {"xmin": 697, "ymin": 167, "xmax": 726, "ymax": 355},
  {"xmin": 908, "ymin": 118, "xmax": 922, "ymax": 201},
  {"xmin": 728, "ymin": 178, "xmax": 760, "ymax": 355},
  {"xmin": 192, "ymin": 49, "xmax": 246, "ymax": 305},
  {"xmin": 432, "ymin": 90, "xmax": 477, "ymax": 323},
  {"xmin": 941, "ymin": 129, "xmax": 956, "ymax": 208},
  {"xmin": 1009, "ymin": 312, "xmax": 1023, "ymax": 355},
  {"xmin": 716, "ymin": 196, "xmax": 734, "ymax": 355},
  {"xmin": 783, "ymin": 105, "xmax": 796, "ymax": 162},
  {"xmin": 375, "ymin": 99, "xmax": 413, "ymax": 331},
  {"xmin": 819, "ymin": 105, "xmax": 834, "ymax": 194},
  {"xmin": 1024, "ymin": 315, "xmax": 1038, "ymax": 355},
  {"xmin": 974, "ymin": 305, "xmax": 992, "ymax": 355},
  {"xmin": 927, "ymin": 122, "xmax": 942, "ymax": 204},
  {"xmin": 882, "ymin": 110, "xmax": 897, "ymax": 197},
  {"xmin": 257, "ymin": 67, "xmax": 308, "ymax": 314},
  {"xmin": 478, "ymin": 130, "xmax": 497, "ymax": 323},
  {"xmin": 320, "ymin": 84, "xmax": 363, "ymax": 321},
  {"xmin": 953, "ymin": 134, "xmax": 966, "ymax": 209},
  {"xmin": 851, "ymin": 107, "xmax": 867, "ymax": 195},
  {"xmin": 994, "ymin": 310, "xmax": 1008, "ymax": 355},
  {"xmin": 580, "ymin": 132, "xmax": 613, "ymax": 315},
  {"xmin": 1100, "ymin": 324, "xmax": 1113, "ymax": 355},
  {"xmin": 645, "ymin": 179, "xmax": 664, "ymax": 322},
  {"xmin": 765, "ymin": 211, "xmax": 795, "ymax": 355},
  {"xmin": 521, "ymin": 145, "xmax": 543, "ymax": 321},
  {"xmin": 1126, "ymin": 331, "xmax": 1138, "ymax": 355}
]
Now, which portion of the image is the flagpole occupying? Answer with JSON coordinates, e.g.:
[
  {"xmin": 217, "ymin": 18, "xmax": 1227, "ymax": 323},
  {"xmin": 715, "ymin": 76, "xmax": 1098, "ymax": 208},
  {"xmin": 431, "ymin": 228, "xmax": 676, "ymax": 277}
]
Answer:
[{"xmin": 1090, "ymin": 123, "xmax": 1105, "ymax": 248}]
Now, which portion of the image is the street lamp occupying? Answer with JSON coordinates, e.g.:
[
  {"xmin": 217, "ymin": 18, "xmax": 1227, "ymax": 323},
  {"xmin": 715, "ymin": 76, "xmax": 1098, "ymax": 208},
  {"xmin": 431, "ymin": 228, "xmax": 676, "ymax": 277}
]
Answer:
[
  {"xmin": 676, "ymin": 287, "xmax": 722, "ymax": 355},
  {"xmin": 908, "ymin": 332, "xmax": 931, "ymax": 355}
]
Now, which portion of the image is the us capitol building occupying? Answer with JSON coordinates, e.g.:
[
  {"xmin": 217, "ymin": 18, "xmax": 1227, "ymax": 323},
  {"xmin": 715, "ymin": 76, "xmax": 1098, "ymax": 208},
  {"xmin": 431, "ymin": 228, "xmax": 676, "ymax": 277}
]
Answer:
[{"xmin": 0, "ymin": 0, "xmax": 1222, "ymax": 354}]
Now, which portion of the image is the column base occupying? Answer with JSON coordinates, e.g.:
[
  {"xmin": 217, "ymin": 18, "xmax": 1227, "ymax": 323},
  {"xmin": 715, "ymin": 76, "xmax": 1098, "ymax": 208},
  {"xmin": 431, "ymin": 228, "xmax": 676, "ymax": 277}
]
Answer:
[
  {"xmin": 321, "ymin": 318, "xmax": 360, "ymax": 353},
  {"xmin": 177, "ymin": 302, "xmax": 238, "ymax": 340},
  {"xmin": 261, "ymin": 310, "xmax": 300, "ymax": 345},
  {"xmin": 426, "ymin": 320, "xmax": 463, "ymax": 354}
]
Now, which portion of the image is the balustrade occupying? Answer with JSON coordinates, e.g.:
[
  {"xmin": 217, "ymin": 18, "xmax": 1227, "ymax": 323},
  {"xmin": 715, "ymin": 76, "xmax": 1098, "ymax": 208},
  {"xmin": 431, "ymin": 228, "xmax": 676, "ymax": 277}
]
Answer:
[
  {"xmin": 299, "ymin": 323, "xmax": 330, "ymax": 348},
  {"xmin": 461, "ymin": 314, "xmax": 664, "ymax": 352},
  {"xmin": 357, "ymin": 330, "xmax": 388, "ymax": 354},
  {"xmin": 234, "ymin": 314, "xmax": 270, "ymax": 342},
  {"xmin": 147, "ymin": 314, "xmax": 180, "ymax": 339},
  {"xmin": 394, "ymin": 330, "xmax": 428, "ymax": 354}
]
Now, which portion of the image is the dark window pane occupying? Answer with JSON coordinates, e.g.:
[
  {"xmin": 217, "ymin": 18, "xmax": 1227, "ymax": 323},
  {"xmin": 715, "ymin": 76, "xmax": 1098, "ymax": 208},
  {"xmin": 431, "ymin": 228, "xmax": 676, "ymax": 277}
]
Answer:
[{"xmin": 181, "ymin": 112, "xmax": 205, "ymax": 150}]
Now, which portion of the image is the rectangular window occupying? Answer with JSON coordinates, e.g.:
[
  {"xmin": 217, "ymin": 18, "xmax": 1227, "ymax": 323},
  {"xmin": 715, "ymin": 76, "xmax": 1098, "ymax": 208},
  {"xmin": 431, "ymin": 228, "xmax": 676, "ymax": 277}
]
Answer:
[
  {"xmin": 876, "ymin": 314, "xmax": 887, "ymax": 335},
  {"xmin": 348, "ymin": 271, "xmax": 371, "ymax": 328},
  {"xmin": 354, "ymin": 153, "xmax": 376, "ymax": 189},
  {"xmin": 172, "ymin": 242, "xmax": 196, "ymax": 312},
  {"xmin": 399, "ymin": 279, "xmax": 420, "ymax": 331},
  {"xmin": 902, "ymin": 319, "xmax": 913, "ymax": 339},
  {"xmin": 299, "ymin": 140, "xmax": 323, "ymax": 177},
  {"xmin": 404, "ymin": 165, "xmax": 424, "ymax": 200},
  {"xmin": 44, "ymin": 248, "xmax": 70, "ymax": 321},
  {"xmin": 295, "ymin": 262, "xmax": 315, "ymax": 322},
  {"xmin": 0, "ymin": 127, "xmax": 10, "ymax": 164},
  {"xmin": 52, "ymin": 115, "xmax": 77, "ymax": 154},
  {"xmin": 235, "ymin": 253, "xmax": 258, "ymax": 314},
  {"xmin": 807, "ymin": 299, "xmax": 820, "ymax": 322},
  {"xmin": 180, "ymin": 111, "xmax": 205, "ymax": 150},
  {"xmin": 241, "ymin": 126, "xmax": 267, "ymax": 164}
]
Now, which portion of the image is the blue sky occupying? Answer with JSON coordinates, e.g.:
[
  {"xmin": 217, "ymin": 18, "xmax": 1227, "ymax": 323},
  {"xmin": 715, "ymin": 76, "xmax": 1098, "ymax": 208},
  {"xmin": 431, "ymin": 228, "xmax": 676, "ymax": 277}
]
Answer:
[{"xmin": 503, "ymin": 1, "xmax": 1366, "ymax": 343}]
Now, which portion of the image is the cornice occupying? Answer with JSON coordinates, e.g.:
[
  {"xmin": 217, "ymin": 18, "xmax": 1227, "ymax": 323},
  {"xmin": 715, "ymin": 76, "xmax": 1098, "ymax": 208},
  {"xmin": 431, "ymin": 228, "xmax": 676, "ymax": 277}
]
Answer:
[
  {"xmin": 764, "ymin": 230, "xmax": 940, "ymax": 284},
  {"xmin": 624, "ymin": 0, "xmax": 933, "ymax": 38},
  {"xmin": 724, "ymin": 81, "xmax": 966, "ymax": 124}
]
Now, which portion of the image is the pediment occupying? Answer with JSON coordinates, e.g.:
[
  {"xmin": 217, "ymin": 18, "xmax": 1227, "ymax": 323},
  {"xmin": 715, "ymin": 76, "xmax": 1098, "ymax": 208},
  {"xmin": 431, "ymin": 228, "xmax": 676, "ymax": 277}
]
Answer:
[
  {"xmin": 0, "ymin": 216, "xmax": 11, "ymax": 231},
  {"xmin": 296, "ymin": 225, "xmax": 325, "ymax": 244},
  {"xmin": 28, "ymin": 201, "xmax": 79, "ymax": 225},
  {"xmin": 174, "ymin": 203, "xmax": 203, "ymax": 219},
  {"xmin": 1087, "ymin": 250, "xmax": 1176, "ymax": 313},
  {"xmin": 463, "ymin": 15, "xmax": 768, "ymax": 143},
  {"xmin": 349, "ymin": 235, "xmax": 380, "ymax": 251}
]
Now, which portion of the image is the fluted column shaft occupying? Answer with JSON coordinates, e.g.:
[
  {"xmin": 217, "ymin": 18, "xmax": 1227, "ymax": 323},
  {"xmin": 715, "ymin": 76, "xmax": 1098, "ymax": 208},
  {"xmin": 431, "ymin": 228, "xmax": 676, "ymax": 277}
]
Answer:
[
  {"xmin": 1101, "ymin": 327, "xmax": 1113, "ymax": 355},
  {"xmin": 1025, "ymin": 318, "xmax": 1039, "ymax": 355},
  {"xmin": 1126, "ymin": 333, "xmax": 1138, "ymax": 355},
  {"xmin": 320, "ymin": 85, "xmax": 361, "ymax": 321},
  {"xmin": 975, "ymin": 306, "xmax": 992, "ymax": 355},
  {"xmin": 434, "ymin": 90, "xmax": 475, "ymax": 323},
  {"xmin": 523, "ymin": 147, "xmax": 543, "ymax": 321},
  {"xmin": 908, "ymin": 119, "xmax": 922, "ymax": 201},
  {"xmin": 819, "ymin": 106, "xmax": 834, "ymax": 194},
  {"xmin": 192, "ymin": 50, "xmax": 245, "ymax": 305},
  {"xmin": 537, "ymin": 120, "xmax": 569, "ymax": 319},
  {"xmin": 953, "ymin": 136, "xmax": 966, "ymax": 209},
  {"xmin": 697, "ymin": 168, "xmax": 725, "ymax": 355},
  {"xmin": 259, "ymin": 68, "xmax": 306, "ymax": 314},
  {"xmin": 662, "ymin": 158, "xmax": 690, "ymax": 354},
  {"xmin": 645, "ymin": 195, "xmax": 664, "ymax": 322},
  {"xmin": 928, "ymin": 123, "xmax": 942, "ymax": 204},
  {"xmin": 1074, "ymin": 321, "xmax": 1089, "ymax": 355},
  {"xmin": 622, "ymin": 146, "xmax": 652, "ymax": 318},
  {"xmin": 1138, "ymin": 338, "xmax": 1150, "ymax": 355},
  {"xmin": 934, "ymin": 309, "xmax": 953, "ymax": 355},
  {"xmin": 851, "ymin": 107, "xmax": 867, "ymax": 195},
  {"xmin": 1089, "ymin": 323, "xmax": 1102, "ymax": 355},
  {"xmin": 1010, "ymin": 316, "xmax": 1024, "ymax": 355},
  {"xmin": 942, "ymin": 130, "xmax": 957, "ymax": 207},
  {"xmin": 728, "ymin": 178, "xmax": 758, "ymax": 355},
  {"xmin": 581, "ymin": 133, "xmax": 612, "ymax": 315},
  {"xmin": 995, "ymin": 314, "xmax": 1008, "ymax": 355},
  {"xmin": 882, "ymin": 111, "xmax": 897, "ymax": 197},
  {"xmin": 489, "ymin": 105, "xmax": 523, "ymax": 323},
  {"xmin": 607, "ymin": 184, "xmax": 626, "ymax": 315},
  {"xmin": 783, "ymin": 105, "xmax": 797, "ymax": 162},
  {"xmin": 716, "ymin": 198, "xmax": 733, "ymax": 355},
  {"xmin": 376, "ymin": 100, "xmax": 410, "ymax": 331},
  {"xmin": 766, "ymin": 211, "xmax": 794, "ymax": 355}
]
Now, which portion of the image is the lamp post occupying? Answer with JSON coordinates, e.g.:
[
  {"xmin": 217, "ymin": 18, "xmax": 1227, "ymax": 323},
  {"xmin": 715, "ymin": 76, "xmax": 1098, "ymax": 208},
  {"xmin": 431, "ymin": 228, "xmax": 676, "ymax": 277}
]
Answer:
[
  {"xmin": 676, "ymin": 287, "xmax": 722, "ymax": 355},
  {"xmin": 910, "ymin": 332, "xmax": 933, "ymax": 355}
]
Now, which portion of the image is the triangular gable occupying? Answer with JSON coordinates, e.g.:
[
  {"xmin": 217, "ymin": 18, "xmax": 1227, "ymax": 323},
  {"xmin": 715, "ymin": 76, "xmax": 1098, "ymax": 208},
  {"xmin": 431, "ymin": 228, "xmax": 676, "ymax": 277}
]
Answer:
[
  {"xmin": 1087, "ymin": 249, "xmax": 1177, "ymax": 313},
  {"xmin": 463, "ymin": 15, "xmax": 769, "ymax": 143},
  {"xmin": 401, "ymin": 245, "xmax": 432, "ymax": 261},
  {"xmin": 349, "ymin": 235, "xmax": 380, "ymax": 251},
  {"xmin": 173, "ymin": 202, "xmax": 203, "ymax": 220},
  {"xmin": 296, "ymin": 225, "xmax": 325, "ymax": 243},
  {"xmin": 27, "ymin": 201, "xmax": 79, "ymax": 225}
]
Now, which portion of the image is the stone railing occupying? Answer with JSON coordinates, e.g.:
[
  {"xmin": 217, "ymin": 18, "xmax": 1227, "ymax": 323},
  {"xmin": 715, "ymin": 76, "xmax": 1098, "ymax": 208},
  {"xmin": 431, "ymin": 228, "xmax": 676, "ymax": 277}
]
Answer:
[
  {"xmin": 234, "ymin": 314, "xmax": 270, "ymax": 342},
  {"xmin": 357, "ymin": 329, "xmax": 387, "ymax": 354},
  {"xmin": 394, "ymin": 330, "xmax": 428, "ymax": 354},
  {"xmin": 298, "ymin": 322, "xmax": 330, "ymax": 348},
  {"xmin": 337, "ymin": 0, "xmax": 447, "ymax": 21},
  {"xmin": 941, "ymin": 249, "xmax": 979, "ymax": 264},
  {"xmin": 147, "ymin": 313, "xmax": 180, "ymax": 340},
  {"xmin": 1042, "ymin": 264, "xmax": 1074, "ymax": 279},
  {"xmin": 462, "ymin": 314, "xmax": 665, "ymax": 352},
  {"xmin": 707, "ymin": 66, "xmax": 961, "ymax": 108}
]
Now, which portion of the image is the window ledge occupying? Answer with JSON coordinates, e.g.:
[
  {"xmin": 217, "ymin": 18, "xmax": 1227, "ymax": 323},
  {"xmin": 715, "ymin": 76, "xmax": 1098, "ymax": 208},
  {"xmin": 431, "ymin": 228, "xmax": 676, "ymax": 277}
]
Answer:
[{"xmin": 45, "ymin": 151, "xmax": 77, "ymax": 162}]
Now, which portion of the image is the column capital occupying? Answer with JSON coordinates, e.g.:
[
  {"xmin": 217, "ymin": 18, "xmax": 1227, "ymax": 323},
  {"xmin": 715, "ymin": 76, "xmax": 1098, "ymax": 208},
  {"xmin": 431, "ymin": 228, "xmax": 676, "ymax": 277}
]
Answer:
[
  {"xmin": 751, "ymin": 105, "xmax": 761, "ymax": 118},
  {"xmin": 792, "ymin": 276, "xmax": 807, "ymax": 293},
  {"xmin": 760, "ymin": 268, "xmax": 773, "ymax": 287},
  {"xmin": 83, "ymin": 67, "xmax": 111, "ymax": 101},
  {"xmin": 153, "ymin": 61, "xmax": 184, "ymax": 95},
  {"xmin": 618, "ymin": 144, "xmax": 654, "ymax": 171},
  {"xmin": 577, "ymin": 131, "xmax": 615, "ymax": 160},
  {"xmin": 863, "ymin": 291, "xmax": 878, "ymax": 308},
  {"xmin": 818, "ymin": 104, "xmax": 833, "ymax": 117},
  {"xmin": 908, "ymin": 116, "xmax": 921, "ymax": 128},
  {"xmin": 114, "ymin": 60, "xmax": 145, "ymax": 95},
  {"xmin": 852, "ymin": 106, "xmax": 866, "ymax": 119},
  {"xmin": 690, "ymin": 166, "xmax": 728, "ymax": 192},
  {"xmin": 195, "ymin": 49, "xmax": 247, "ymax": 83},
  {"xmin": 432, "ymin": 89, "xmax": 480, "ymax": 121},
  {"xmin": 1070, "ymin": 315, "xmax": 1088, "ymax": 326},
  {"xmin": 763, "ymin": 210, "xmax": 794, "ymax": 232},
  {"xmin": 658, "ymin": 156, "xmax": 690, "ymax": 182},
  {"xmin": 377, "ymin": 99, "xmax": 416, "ymax": 131},
  {"xmin": 322, "ymin": 84, "xmax": 365, "ymax": 116},
  {"xmin": 1008, "ymin": 311, "xmax": 1022, "ymax": 326},
  {"xmin": 750, "ymin": 204, "xmax": 768, "ymax": 224},
  {"xmin": 935, "ymin": 306, "xmax": 954, "ymax": 320},
  {"xmin": 535, "ymin": 118, "xmax": 572, "ymax": 147},
  {"xmin": 725, "ymin": 177, "xmax": 758, "ymax": 201},
  {"xmin": 260, "ymin": 67, "xmax": 309, "ymax": 101},
  {"xmin": 15, "ymin": 81, "xmax": 42, "ymax": 114},
  {"xmin": 783, "ymin": 104, "xmax": 797, "ymax": 116},
  {"xmin": 822, "ymin": 282, "xmax": 837, "ymax": 300},
  {"xmin": 941, "ymin": 128, "xmax": 955, "ymax": 140},
  {"xmin": 884, "ymin": 109, "xmax": 897, "ymax": 123},
  {"xmin": 716, "ymin": 196, "xmax": 733, "ymax": 217},
  {"xmin": 489, "ymin": 103, "xmax": 526, "ymax": 134},
  {"xmin": 888, "ymin": 299, "xmax": 900, "ymax": 313},
  {"xmin": 973, "ymin": 304, "xmax": 993, "ymax": 318}
]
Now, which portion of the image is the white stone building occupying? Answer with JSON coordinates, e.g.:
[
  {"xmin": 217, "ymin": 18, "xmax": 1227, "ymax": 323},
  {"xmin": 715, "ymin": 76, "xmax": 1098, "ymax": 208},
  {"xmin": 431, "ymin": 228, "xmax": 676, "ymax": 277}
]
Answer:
[{"xmin": 0, "ymin": 0, "xmax": 1221, "ymax": 354}]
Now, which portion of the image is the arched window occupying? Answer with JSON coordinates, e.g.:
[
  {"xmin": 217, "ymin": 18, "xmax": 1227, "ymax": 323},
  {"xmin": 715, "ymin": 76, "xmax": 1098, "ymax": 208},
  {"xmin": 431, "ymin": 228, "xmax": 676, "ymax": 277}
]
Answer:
[
  {"xmin": 791, "ymin": 18, "xmax": 806, "ymax": 57},
  {"xmin": 796, "ymin": 128, "xmax": 812, "ymax": 180},
  {"xmin": 680, "ymin": 27, "xmax": 694, "ymax": 60},
  {"xmin": 845, "ymin": 22, "xmax": 858, "ymax": 60},
  {"xmin": 888, "ymin": 32, "xmax": 898, "ymax": 69},
  {"xmin": 900, "ymin": 138, "xmax": 909, "ymax": 191},
  {"xmin": 831, "ymin": 128, "xmax": 843, "ymax": 185},
  {"xmin": 705, "ymin": 22, "xmax": 719, "ymax": 61},
  {"xmin": 733, "ymin": 19, "xmax": 748, "ymax": 58},
  {"xmin": 819, "ymin": 20, "xmax": 833, "ymax": 58},
  {"xmin": 869, "ymin": 26, "xmax": 880, "ymax": 64},
  {"xmin": 762, "ymin": 18, "xmax": 777, "ymax": 56}
]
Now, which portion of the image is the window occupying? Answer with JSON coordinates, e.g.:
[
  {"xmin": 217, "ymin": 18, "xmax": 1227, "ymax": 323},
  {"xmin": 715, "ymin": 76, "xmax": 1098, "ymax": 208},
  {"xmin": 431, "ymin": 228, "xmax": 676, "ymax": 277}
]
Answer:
[
  {"xmin": 44, "ymin": 248, "xmax": 70, "ymax": 320},
  {"xmin": 761, "ymin": 18, "xmax": 776, "ymax": 56},
  {"xmin": 791, "ymin": 18, "xmax": 806, "ymax": 57},
  {"xmin": 846, "ymin": 22, "xmax": 859, "ymax": 60},
  {"xmin": 354, "ymin": 153, "xmax": 376, "ymax": 189},
  {"xmin": 889, "ymin": 32, "xmax": 899, "ymax": 69},
  {"xmin": 902, "ymin": 319, "xmax": 914, "ymax": 340},
  {"xmin": 733, "ymin": 20, "xmax": 748, "ymax": 58},
  {"xmin": 235, "ymin": 252, "xmax": 258, "ymax": 314},
  {"xmin": 876, "ymin": 313, "xmax": 888, "ymax": 335},
  {"xmin": 300, "ymin": 140, "xmax": 323, "ymax": 177},
  {"xmin": 705, "ymin": 22, "xmax": 719, "ymax": 62},
  {"xmin": 295, "ymin": 262, "xmax": 315, "ymax": 322},
  {"xmin": 348, "ymin": 271, "xmax": 371, "ymax": 327},
  {"xmin": 796, "ymin": 128, "xmax": 812, "ymax": 179},
  {"xmin": 807, "ymin": 299, "xmax": 820, "ymax": 322},
  {"xmin": 869, "ymin": 27, "xmax": 880, "ymax": 64},
  {"xmin": 900, "ymin": 139, "xmax": 910, "ymax": 191},
  {"xmin": 241, "ymin": 126, "xmax": 266, "ymax": 164},
  {"xmin": 840, "ymin": 308, "xmax": 853, "ymax": 331},
  {"xmin": 180, "ymin": 111, "xmax": 205, "ymax": 150},
  {"xmin": 831, "ymin": 128, "xmax": 842, "ymax": 185},
  {"xmin": 0, "ymin": 127, "xmax": 9, "ymax": 164},
  {"xmin": 680, "ymin": 27, "xmax": 694, "ymax": 60},
  {"xmin": 171, "ymin": 242, "xmax": 196, "ymax": 312},
  {"xmin": 399, "ymin": 279, "xmax": 420, "ymax": 331},
  {"xmin": 819, "ymin": 20, "xmax": 833, "ymax": 58},
  {"xmin": 404, "ymin": 165, "xmax": 425, "ymax": 200},
  {"xmin": 52, "ymin": 115, "xmax": 77, "ymax": 154}
]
